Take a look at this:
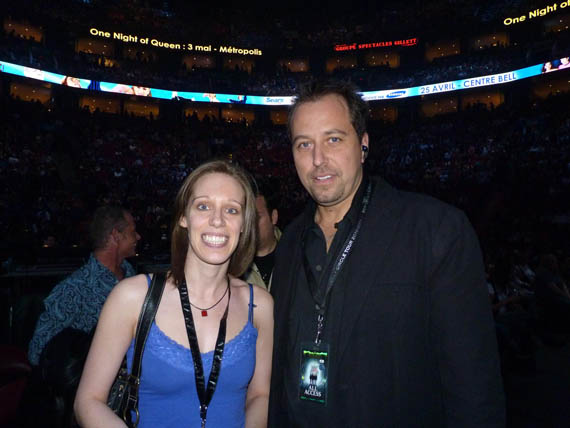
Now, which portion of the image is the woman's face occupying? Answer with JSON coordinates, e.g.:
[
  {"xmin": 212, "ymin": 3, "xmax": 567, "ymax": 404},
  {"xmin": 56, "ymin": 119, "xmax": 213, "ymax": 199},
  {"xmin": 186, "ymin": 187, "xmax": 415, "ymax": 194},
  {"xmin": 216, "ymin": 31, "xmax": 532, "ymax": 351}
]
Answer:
[
  {"xmin": 65, "ymin": 77, "xmax": 81, "ymax": 88},
  {"xmin": 179, "ymin": 172, "xmax": 245, "ymax": 268},
  {"xmin": 133, "ymin": 86, "xmax": 151, "ymax": 96}
]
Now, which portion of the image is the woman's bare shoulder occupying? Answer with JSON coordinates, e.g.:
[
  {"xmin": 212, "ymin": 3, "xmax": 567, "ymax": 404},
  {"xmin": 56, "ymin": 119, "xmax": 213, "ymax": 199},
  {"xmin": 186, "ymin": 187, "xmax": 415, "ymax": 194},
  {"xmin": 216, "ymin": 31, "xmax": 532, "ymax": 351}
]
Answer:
[
  {"xmin": 251, "ymin": 284, "xmax": 273, "ymax": 330},
  {"xmin": 233, "ymin": 277, "xmax": 273, "ymax": 310},
  {"xmin": 109, "ymin": 273, "xmax": 151, "ymax": 305},
  {"xmin": 252, "ymin": 283, "xmax": 273, "ymax": 306}
]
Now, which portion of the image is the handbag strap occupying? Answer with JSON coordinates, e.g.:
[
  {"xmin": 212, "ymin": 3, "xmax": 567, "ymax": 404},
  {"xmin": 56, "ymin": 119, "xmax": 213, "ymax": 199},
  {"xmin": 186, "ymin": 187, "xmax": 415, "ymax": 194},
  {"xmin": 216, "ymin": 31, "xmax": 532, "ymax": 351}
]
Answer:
[
  {"xmin": 124, "ymin": 271, "xmax": 167, "ymax": 425},
  {"xmin": 132, "ymin": 272, "xmax": 166, "ymax": 377}
]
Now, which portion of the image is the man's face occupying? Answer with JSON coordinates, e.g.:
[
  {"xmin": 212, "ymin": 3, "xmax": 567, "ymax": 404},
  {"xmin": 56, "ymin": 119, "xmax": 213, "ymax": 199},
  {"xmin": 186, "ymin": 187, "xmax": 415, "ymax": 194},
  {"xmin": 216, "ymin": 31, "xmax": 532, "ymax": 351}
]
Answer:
[
  {"xmin": 116, "ymin": 212, "xmax": 141, "ymax": 259},
  {"xmin": 255, "ymin": 195, "xmax": 277, "ymax": 249},
  {"xmin": 291, "ymin": 94, "xmax": 368, "ymax": 211}
]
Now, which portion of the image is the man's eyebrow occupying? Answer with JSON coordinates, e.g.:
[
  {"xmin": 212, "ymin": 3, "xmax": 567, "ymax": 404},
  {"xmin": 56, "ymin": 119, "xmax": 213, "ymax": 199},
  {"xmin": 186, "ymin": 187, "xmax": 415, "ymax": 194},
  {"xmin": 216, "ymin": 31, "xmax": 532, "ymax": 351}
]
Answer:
[
  {"xmin": 324, "ymin": 129, "xmax": 348, "ymax": 135},
  {"xmin": 292, "ymin": 129, "xmax": 348, "ymax": 143},
  {"xmin": 292, "ymin": 134, "xmax": 309, "ymax": 144}
]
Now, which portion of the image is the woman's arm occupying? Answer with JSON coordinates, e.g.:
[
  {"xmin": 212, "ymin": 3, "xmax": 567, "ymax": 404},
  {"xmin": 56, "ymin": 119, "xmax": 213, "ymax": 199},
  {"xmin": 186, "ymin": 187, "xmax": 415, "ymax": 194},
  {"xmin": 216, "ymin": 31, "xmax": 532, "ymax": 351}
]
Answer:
[
  {"xmin": 74, "ymin": 275, "xmax": 148, "ymax": 428},
  {"xmin": 245, "ymin": 286, "xmax": 274, "ymax": 428}
]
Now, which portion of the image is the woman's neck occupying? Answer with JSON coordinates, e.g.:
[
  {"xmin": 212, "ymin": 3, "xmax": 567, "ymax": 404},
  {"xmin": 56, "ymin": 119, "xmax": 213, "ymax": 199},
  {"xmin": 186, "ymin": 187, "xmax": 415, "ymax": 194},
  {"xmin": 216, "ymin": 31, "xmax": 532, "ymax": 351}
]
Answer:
[{"xmin": 183, "ymin": 258, "xmax": 230, "ymax": 299}]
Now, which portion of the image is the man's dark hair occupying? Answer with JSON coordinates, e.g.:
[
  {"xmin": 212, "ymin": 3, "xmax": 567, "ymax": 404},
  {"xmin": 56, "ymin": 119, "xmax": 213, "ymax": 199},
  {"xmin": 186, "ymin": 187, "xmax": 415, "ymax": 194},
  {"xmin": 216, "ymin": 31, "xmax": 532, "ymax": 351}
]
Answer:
[
  {"xmin": 89, "ymin": 205, "xmax": 129, "ymax": 250},
  {"xmin": 255, "ymin": 179, "xmax": 279, "ymax": 214},
  {"xmin": 287, "ymin": 79, "xmax": 369, "ymax": 141}
]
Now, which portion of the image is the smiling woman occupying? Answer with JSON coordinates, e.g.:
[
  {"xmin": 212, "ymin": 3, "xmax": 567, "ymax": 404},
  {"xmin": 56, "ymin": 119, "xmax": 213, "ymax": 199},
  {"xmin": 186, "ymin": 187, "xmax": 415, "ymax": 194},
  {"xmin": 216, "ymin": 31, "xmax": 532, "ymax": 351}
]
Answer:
[
  {"xmin": 75, "ymin": 160, "xmax": 274, "ymax": 428},
  {"xmin": 179, "ymin": 173, "xmax": 245, "ymax": 268},
  {"xmin": 170, "ymin": 160, "xmax": 257, "ymax": 283}
]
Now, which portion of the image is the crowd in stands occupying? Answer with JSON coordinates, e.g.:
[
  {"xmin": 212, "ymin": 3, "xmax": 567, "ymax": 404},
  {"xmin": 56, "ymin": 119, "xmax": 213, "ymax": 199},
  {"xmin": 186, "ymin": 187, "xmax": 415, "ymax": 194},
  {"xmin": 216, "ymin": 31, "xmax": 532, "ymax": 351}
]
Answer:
[
  {"xmin": 3, "ymin": 88, "xmax": 569, "ymax": 364},
  {"xmin": 2, "ymin": 0, "xmax": 569, "ymax": 358},
  {"xmin": 1, "ymin": 90, "xmax": 568, "ymax": 265}
]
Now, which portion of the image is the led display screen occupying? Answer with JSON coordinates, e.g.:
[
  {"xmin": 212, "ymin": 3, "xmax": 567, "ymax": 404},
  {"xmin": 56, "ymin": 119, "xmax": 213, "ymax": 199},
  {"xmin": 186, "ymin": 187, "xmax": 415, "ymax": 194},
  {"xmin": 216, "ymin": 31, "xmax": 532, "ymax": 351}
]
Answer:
[{"xmin": 1, "ymin": 56, "xmax": 568, "ymax": 105}]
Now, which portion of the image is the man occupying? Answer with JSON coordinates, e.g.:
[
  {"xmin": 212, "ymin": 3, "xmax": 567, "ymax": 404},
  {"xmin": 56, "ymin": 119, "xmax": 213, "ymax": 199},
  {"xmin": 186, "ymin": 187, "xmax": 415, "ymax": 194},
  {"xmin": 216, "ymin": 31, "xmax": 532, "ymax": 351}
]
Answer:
[
  {"xmin": 244, "ymin": 182, "xmax": 281, "ymax": 291},
  {"xmin": 28, "ymin": 205, "xmax": 140, "ymax": 365},
  {"xmin": 269, "ymin": 81, "xmax": 505, "ymax": 427}
]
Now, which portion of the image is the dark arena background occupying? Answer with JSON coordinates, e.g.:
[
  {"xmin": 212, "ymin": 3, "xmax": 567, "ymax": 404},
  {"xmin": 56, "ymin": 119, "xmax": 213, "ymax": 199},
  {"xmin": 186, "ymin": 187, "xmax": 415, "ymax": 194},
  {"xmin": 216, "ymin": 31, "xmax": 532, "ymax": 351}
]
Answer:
[{"xmin": 1, "ymin": 0, "xmax": 569, "ymax": 426}]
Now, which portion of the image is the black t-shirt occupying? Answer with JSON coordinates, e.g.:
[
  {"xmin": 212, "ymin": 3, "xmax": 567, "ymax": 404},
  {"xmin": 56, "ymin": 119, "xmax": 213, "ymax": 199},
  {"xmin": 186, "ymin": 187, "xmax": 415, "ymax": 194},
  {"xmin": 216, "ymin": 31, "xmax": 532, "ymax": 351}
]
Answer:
[
  {"xmin": 254, "ymin": 250, "xmax": 275, "ymax": 285},
  {"xmin": 285, "ymin": 177, "xmax": 368, "ymax": 424}
]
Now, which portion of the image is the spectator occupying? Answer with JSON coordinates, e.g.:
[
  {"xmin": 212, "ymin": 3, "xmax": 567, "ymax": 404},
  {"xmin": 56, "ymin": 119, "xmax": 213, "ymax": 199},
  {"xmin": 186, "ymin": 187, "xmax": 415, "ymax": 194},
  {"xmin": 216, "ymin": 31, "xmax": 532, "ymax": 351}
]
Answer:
[
  {"xmin": 244, "ymin": 180, "xmax": 282, "ymax": 291},
  {"xmin": 27, "ymin": 206, "xmax": 140, "ymax": 365}
]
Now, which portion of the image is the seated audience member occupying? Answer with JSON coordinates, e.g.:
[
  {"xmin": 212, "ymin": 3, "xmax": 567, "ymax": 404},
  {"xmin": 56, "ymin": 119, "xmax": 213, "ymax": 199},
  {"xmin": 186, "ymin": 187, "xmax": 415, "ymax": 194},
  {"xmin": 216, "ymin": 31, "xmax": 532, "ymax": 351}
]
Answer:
[
  {"xmin": 244, "ymin": 181, "xmax": 281, "ymax": 291},
  {"xmin": 27, "ymin": 206, "xmax": 140, "ymax": 366}
]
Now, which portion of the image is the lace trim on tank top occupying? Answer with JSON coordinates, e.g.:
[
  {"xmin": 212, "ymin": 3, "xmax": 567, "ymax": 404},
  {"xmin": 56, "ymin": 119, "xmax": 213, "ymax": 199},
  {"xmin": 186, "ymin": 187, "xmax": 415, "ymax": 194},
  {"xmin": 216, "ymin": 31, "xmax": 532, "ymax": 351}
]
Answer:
[
  {"xmin": 146, "ymin": 318, "xmax": 257, "ymax": 372},
  {"xmin": 135, "ymin": 280, "xmax": 258, "ymax": 372}
]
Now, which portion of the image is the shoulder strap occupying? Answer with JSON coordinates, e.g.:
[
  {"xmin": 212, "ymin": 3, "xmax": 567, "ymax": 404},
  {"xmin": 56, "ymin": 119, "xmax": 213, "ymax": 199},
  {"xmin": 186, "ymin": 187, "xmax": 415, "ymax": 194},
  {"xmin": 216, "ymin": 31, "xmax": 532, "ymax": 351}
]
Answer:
[
  {"xmin": 132, "ymin": 272, "xmax": 166, "ymax": 377},
  {"xmin": 248, "ymin": 283, "xmax": 255, "ymax": 322},
  {"xmin": 123, "ymin": 272, "xmax": 166, "ymax": 426}
]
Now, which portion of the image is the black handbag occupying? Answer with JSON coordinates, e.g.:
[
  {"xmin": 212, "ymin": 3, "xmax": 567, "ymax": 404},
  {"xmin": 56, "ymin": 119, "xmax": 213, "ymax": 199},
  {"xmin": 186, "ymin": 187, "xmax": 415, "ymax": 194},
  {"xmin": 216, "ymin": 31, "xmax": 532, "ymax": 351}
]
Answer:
[{"xmin": 107, "ymin": 272, "xmax": 166, "ymax": 427}]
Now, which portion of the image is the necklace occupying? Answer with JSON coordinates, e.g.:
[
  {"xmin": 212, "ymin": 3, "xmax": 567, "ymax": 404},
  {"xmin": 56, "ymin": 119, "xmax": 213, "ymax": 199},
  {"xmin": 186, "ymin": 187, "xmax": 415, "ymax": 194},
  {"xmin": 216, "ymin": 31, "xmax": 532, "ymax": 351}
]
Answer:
[
  {"xmin": 188, "ymin": 278, "xmax": 230, "ymax": 317},
  {"xmin": 179, "ymin": 279, "xmax": 230, "ymax": 427}
]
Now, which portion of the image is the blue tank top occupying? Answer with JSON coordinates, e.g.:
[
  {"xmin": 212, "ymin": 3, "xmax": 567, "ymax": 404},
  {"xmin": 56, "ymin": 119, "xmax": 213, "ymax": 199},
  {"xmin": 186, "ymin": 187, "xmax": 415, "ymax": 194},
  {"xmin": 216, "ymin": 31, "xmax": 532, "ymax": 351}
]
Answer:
[{"xmin": 126, "ymin": 282, "xmax": 258, "ymax": 428}]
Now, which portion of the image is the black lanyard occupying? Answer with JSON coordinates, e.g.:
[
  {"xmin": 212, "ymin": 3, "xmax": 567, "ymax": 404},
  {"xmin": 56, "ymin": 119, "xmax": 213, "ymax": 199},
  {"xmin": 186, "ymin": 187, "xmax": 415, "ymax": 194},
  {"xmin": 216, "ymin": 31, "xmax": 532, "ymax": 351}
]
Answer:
[
  {"xmin": 302, "ymin": 181, "xmax": 372, "ymax": 345},
  {"xmin": 179, "ymin": 280, "xmax": 230, "ymax": 428}
]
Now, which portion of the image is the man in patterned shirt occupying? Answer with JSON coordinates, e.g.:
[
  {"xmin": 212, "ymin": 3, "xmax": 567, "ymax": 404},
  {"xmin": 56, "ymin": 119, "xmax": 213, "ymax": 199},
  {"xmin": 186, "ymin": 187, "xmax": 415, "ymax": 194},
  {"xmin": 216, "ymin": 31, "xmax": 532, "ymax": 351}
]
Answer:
[{"xmin": 28, "ymin": 205, "xmax": 140, "ymax": 365}]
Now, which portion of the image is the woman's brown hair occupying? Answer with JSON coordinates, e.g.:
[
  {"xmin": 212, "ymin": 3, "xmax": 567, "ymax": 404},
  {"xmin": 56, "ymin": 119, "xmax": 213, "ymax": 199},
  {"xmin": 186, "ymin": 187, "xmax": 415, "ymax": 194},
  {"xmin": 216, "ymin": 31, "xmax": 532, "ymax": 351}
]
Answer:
[{"xmin": 170, "ymin": 160, "xmax": 257, "ymax": 286}]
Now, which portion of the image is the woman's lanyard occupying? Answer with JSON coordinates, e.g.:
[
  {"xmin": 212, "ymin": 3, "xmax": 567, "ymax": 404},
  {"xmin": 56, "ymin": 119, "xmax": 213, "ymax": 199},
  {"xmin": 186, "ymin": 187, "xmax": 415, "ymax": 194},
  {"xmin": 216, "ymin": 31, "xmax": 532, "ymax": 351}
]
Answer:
[
  {"xmin": 302, "ymin": 181, "xmax": 372, "ymax": 345},
  {"xmin": 179, "ymin": 280, "xmax": 231, "ymax": 428}
]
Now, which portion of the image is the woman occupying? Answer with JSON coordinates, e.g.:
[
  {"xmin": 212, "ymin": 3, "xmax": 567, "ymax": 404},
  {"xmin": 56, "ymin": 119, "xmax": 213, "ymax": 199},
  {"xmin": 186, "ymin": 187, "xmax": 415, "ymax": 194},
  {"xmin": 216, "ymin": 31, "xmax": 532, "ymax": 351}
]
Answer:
[
  {"xmin": 542, "ymin": 61, "xmax": 554, "ymax": 73},
  {"xmin": 62, "ymin": 76, "xmax": 82, "ymax": 88},
  {"xmin": 75, "ymin": 160, "xmax": 273, "ymax": 427},
  {"xmin": 132, "ymin": 86, "xmax": 152, "ymax": 97}
]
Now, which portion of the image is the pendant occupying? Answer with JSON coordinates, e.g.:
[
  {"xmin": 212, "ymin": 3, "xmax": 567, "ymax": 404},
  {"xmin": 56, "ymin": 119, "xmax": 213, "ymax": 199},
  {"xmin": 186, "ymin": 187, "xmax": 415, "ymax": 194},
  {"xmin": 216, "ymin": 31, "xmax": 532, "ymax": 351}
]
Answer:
[{"xmin": 201, "ymin": 310, "xmax": 208, "ymax": 317}]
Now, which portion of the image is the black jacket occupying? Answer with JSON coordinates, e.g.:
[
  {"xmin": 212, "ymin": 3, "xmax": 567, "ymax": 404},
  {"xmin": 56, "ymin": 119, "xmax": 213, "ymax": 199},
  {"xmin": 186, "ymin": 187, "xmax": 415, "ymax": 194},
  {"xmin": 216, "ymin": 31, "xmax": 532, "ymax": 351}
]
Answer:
[{"xmin": 269, "ymin": 177, "xmax": 505, "ymax": 428}]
